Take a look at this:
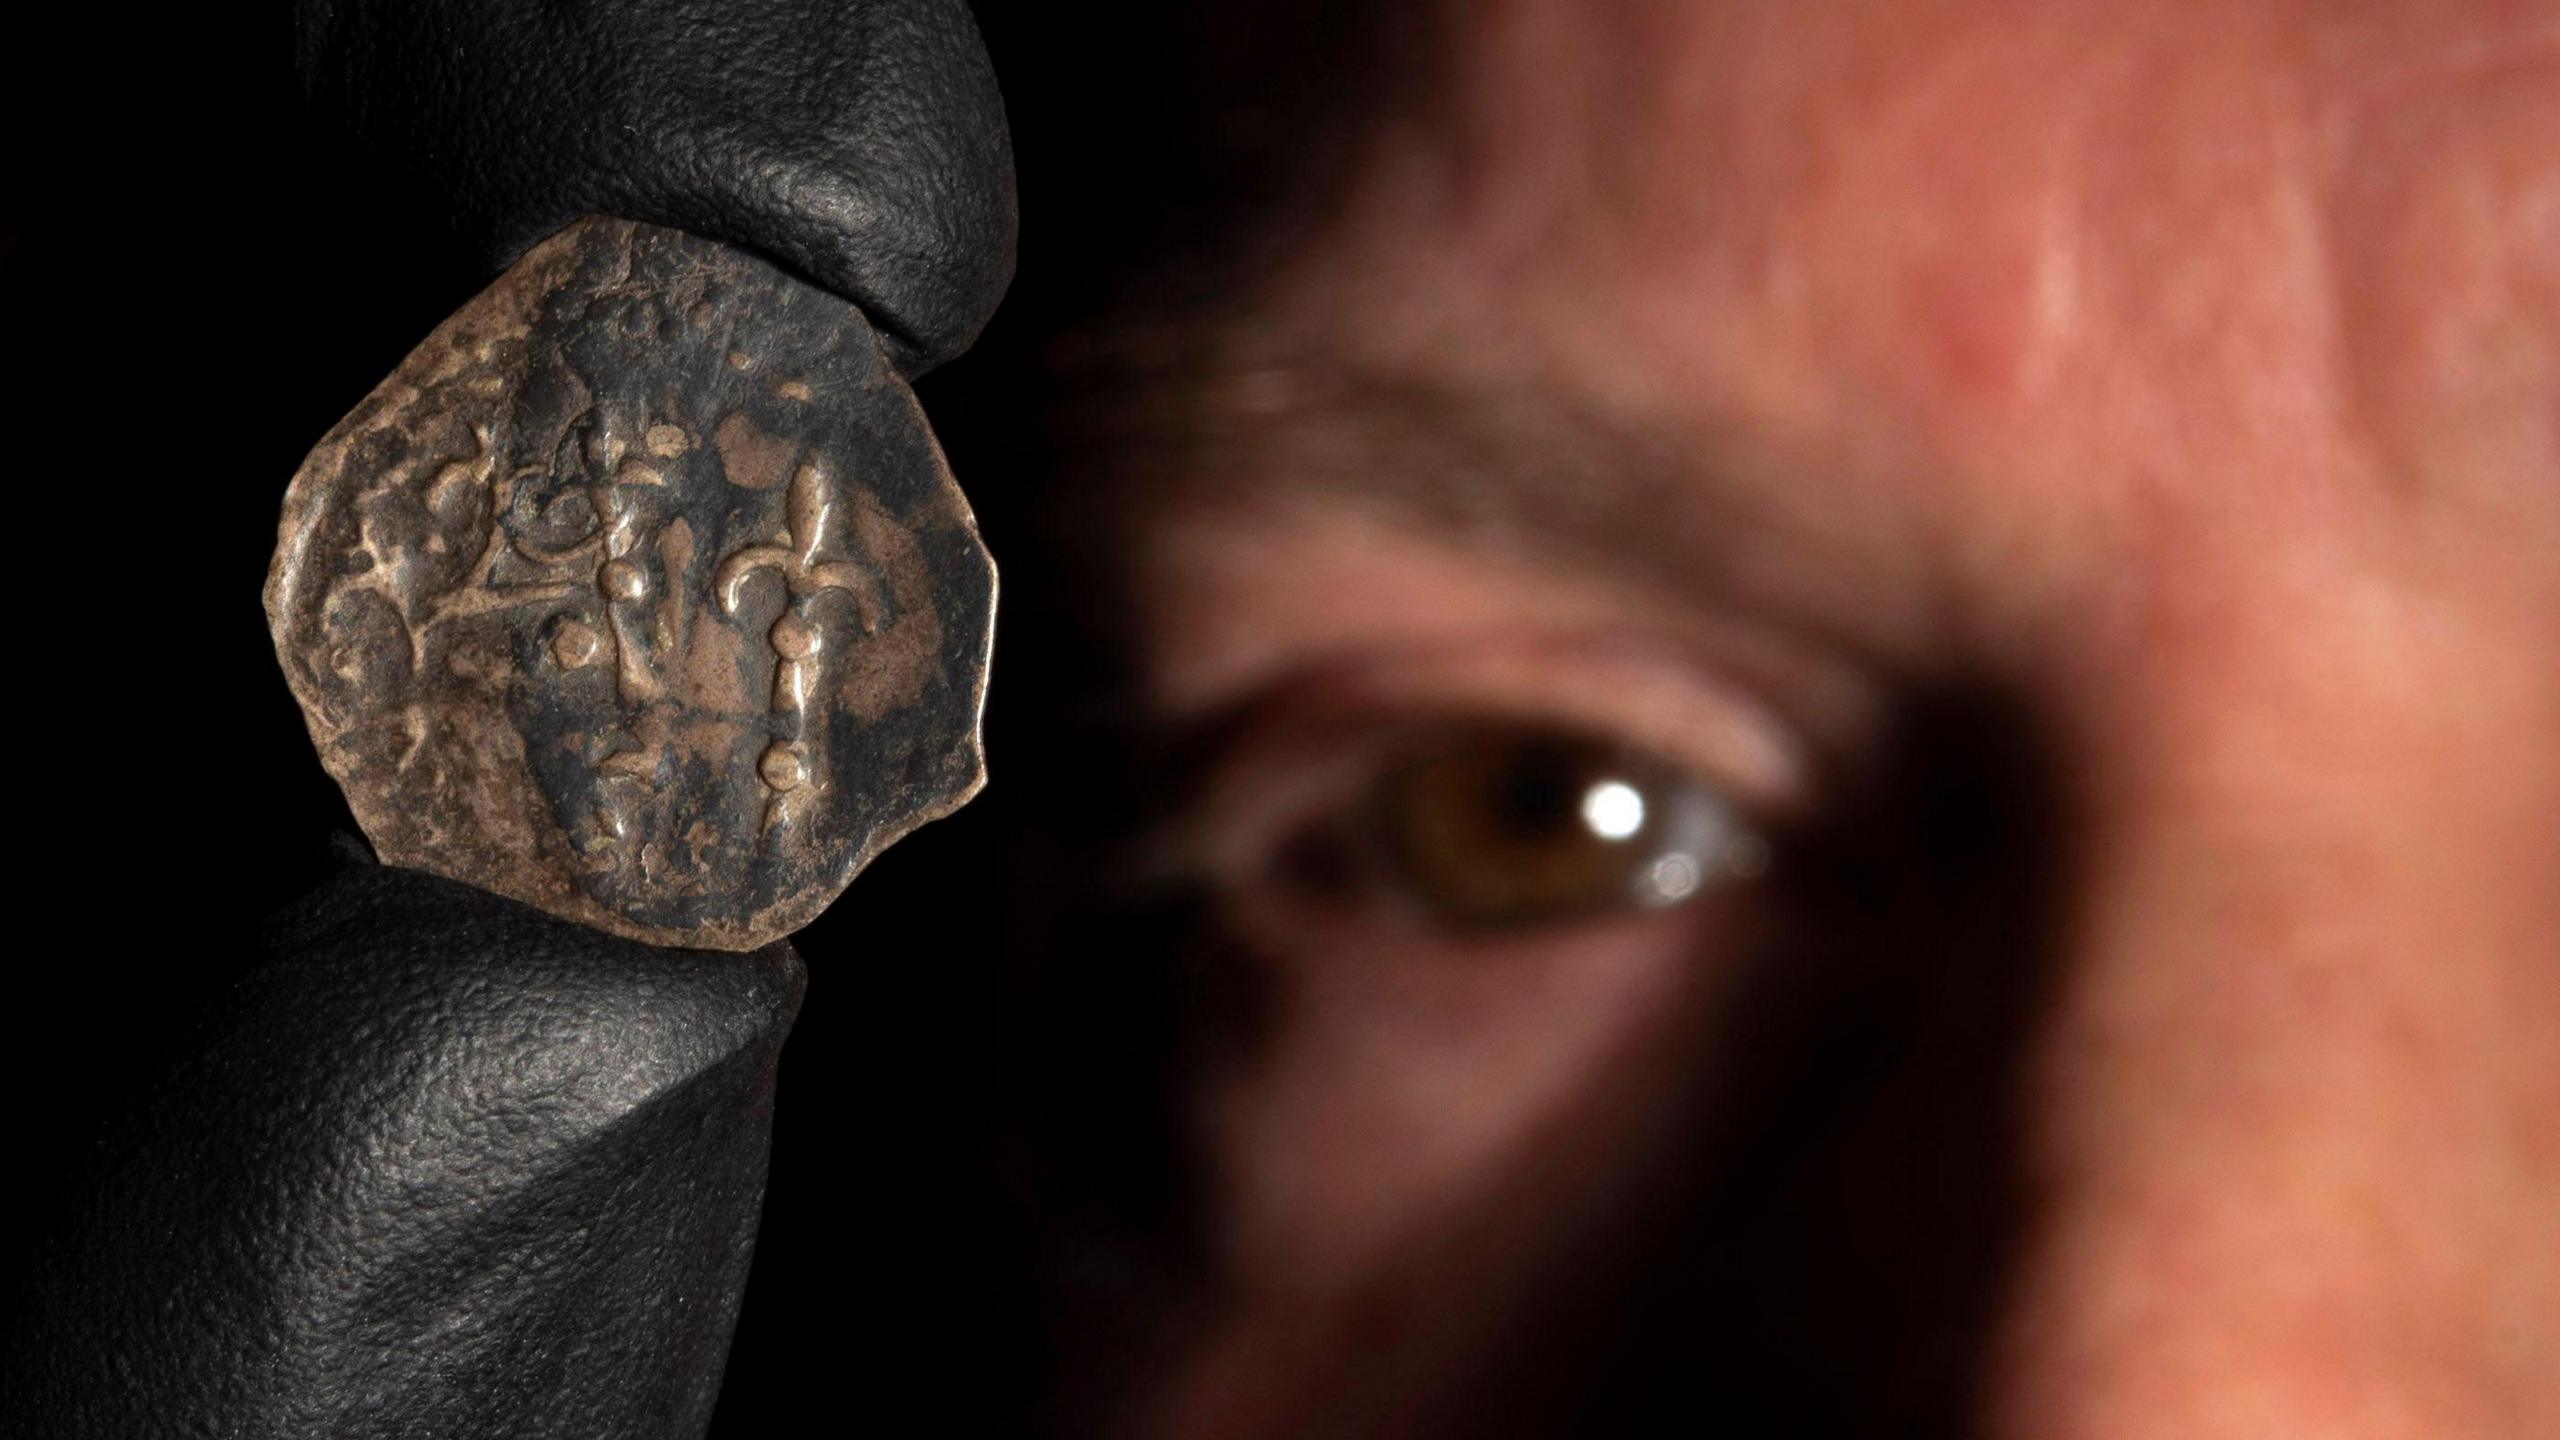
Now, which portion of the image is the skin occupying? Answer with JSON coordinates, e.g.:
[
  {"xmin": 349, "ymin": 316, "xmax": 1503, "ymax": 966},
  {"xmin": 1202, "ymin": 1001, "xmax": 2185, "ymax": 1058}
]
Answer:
[{"xmin": 1021, "ymin": 1, "xmax": 2559, "ymax": 1433}]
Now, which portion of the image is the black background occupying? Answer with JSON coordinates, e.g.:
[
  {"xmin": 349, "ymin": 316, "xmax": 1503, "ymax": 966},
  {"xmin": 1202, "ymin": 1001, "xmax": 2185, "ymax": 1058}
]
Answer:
[
  {"xmin": 5, "ymin": 0, "xmax": 1392, "ymax": 1424},
  {"xmin": 1, "ymin": 6, "xmax": 1093, "ymax": 1428}
]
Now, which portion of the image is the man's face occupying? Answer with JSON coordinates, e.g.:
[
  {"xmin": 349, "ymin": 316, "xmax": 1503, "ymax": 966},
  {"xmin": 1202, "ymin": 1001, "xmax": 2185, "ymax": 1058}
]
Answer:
[{"xmin": 1017, "ymin": 1, "xmax": 2559, "ymax": 1432}]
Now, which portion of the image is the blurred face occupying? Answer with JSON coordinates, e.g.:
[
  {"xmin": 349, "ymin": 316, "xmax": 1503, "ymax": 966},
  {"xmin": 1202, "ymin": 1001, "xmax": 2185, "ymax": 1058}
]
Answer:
[{"xmin": 1017, "ymin": 1, "xmax": 2559, "ymax": 1433}]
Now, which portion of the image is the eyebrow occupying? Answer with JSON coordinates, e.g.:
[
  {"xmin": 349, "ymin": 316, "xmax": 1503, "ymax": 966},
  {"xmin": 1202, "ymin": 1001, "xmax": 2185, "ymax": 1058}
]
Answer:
[{"xmin": 1057, "ymin": 347, "xmax": 1937, "ymax": 662}]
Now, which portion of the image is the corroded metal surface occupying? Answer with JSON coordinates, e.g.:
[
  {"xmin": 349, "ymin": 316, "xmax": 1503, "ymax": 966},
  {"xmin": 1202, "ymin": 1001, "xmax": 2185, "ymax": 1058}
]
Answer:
[{"xmin": 268, "ymin": 218, "xmax": 995, "ymax": 950}]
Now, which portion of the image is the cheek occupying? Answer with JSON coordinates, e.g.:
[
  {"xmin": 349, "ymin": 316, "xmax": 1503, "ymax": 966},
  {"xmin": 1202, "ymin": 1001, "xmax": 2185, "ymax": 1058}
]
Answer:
[{"xmin": 1199, "ymin": 908, "xmax": 1740, "ymax": 1300}]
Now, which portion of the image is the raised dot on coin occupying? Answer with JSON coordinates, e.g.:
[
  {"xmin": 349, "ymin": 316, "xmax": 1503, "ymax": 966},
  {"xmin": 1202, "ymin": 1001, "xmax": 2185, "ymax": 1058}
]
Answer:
[
  {"xmin": 599, "ymin": 558, "xmax": 648, "ymax": 601},
  {"xmin": 551, "ymin": 619, "xmax": 602, "ymax": 668},
  {"xmin": 758, "ymin": 743, "xmax": 808, "ymax": 793},
  {"xmin": 772, "ymin": 613, "xmax": 820, "ymax": 659}
]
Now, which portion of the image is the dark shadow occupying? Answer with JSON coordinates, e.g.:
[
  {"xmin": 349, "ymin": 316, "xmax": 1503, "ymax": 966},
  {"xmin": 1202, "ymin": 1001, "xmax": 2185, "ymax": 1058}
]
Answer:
[{"xmin": 1425, "ymin": 680, "xmax": 2084, "ymax": 1437}]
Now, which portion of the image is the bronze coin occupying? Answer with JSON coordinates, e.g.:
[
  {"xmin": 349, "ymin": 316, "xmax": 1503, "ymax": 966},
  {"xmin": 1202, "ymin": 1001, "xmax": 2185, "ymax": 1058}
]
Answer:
[{"xmin": 267, "ymin": 217, "xmax": 996, "ymax": 951}]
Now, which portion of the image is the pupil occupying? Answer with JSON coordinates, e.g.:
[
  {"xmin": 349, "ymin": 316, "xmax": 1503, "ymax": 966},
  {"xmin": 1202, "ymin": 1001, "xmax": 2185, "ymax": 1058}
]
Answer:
[{"xmin": 1496, "ymin": 747, "xmax": 1583, "ymax": 836}]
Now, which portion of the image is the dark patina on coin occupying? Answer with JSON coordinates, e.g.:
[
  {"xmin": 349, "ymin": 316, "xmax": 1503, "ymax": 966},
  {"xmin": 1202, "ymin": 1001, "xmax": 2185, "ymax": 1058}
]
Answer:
[{"xmin": 268, "ymin": 217, "xmax": 996, "ymax": 951}]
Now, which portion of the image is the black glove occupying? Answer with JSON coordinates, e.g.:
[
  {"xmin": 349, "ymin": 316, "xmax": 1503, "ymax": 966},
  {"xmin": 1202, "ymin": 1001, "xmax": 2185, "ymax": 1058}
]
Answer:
[
  {"xmin": 6, "ymin": 3, "xmax": 1012, "ymax": 1434},
  {"xmin": 13, "ymin": 853, "xmax": 804, "ymax": 1438},
  {"xmin": 295, "ymin": 0, "xmax": 1016, "ymax": 375}
]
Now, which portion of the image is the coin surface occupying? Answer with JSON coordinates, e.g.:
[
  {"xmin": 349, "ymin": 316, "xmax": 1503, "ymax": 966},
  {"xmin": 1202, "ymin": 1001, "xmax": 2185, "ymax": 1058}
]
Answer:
[{"xmin": 268, "ymin": 217, "xmax": 996, "ymax": 950}]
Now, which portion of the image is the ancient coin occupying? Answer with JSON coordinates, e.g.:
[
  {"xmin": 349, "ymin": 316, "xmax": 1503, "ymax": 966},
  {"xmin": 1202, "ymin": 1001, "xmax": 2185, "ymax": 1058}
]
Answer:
[{"xmin": 267, "ymin": 217, "xmax": 996, "ymax": 951}]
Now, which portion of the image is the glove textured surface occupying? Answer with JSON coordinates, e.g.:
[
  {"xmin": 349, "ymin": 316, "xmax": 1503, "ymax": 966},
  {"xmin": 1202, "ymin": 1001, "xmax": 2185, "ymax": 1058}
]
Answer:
[
  {"xmin": 9, "ymin": 856, "xmax": 805, "ymax": 1439},
  {"xmin": 295, "ymin": 0, "xmax": 1017, "ymax": 375}
]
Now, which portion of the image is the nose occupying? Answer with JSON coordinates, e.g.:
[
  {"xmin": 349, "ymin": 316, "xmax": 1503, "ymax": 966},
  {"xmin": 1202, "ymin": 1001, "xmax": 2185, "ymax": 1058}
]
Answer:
[{"xmin": 1989, "ymin": 604, "xmax": 2560, "ymax": 1438}]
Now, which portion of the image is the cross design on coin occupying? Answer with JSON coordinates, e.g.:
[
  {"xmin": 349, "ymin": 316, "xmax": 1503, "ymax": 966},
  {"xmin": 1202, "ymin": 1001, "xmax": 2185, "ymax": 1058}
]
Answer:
[{"xmin": 714, "ymin": 458, "xmax": 885, "ymax": 829}]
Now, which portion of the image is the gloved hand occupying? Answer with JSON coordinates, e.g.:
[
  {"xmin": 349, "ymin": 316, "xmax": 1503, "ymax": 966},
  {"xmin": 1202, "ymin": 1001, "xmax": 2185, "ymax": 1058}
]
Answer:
[
  {"xmin": 296, "ymin": 0, "xmax": 1016, "ymax": 376},
  {"xmin": 14, "ymin": 852, "xmax": 806, "ymax": 1438},
  {"xmin": 4, "ymin": 3, "xmax": 1013, "ymax": 1434}
]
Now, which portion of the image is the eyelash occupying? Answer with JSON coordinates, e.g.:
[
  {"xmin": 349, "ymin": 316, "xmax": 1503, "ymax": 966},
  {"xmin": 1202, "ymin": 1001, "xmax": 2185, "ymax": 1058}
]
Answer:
[{"xmin": 1151, "ymin": 707, "xmax": 1778, "ymax": 946}]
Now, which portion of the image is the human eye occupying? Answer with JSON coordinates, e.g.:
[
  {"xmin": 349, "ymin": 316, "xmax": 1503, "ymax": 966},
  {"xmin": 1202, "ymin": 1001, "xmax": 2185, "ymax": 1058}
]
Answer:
[
  {"xmin": 1199, "ymin": 720, "xmax": 1766, "ymax": 944},
  {"xmin": 1374, "ymin": 727, "xmax": 1767, "ymax": 923},
  {"xmin": 1148, "ymin": 644, "xmax": 1814, "ymax": 954}
]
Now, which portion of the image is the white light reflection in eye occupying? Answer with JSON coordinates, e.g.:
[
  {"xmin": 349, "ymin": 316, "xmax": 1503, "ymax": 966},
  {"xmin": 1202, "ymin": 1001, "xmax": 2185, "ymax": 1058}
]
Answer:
[
  {"xmin": 1631, "ymin": 778, "xmax": 1756, "ymax": 909},
  {"xmin": 1639, "ymin": 852, "xmax": 1702, "ymax": 905},
  {"xmin": 1579, "ymin": 780, "xmax": 1646, "ymax": 841}
]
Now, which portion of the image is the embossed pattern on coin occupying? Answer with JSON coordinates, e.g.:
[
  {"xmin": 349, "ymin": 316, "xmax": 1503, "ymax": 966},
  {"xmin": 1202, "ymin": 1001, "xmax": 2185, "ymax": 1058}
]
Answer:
[{"xmin": 267, "ymin": 218, "xmax": 996, "ymax": 950}]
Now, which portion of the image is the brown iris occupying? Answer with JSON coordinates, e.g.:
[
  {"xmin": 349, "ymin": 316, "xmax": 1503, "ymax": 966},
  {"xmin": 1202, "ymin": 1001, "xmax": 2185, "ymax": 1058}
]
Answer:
[{"xmin": 1370, "ymin": 730, "xmax": 1749, "ymax": 930}]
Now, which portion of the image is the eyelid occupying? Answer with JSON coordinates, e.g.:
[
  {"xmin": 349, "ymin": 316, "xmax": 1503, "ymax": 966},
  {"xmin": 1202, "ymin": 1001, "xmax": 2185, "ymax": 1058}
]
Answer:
[{"xmin": 1148, "ymin": 631, "xmax": 1839, "ymax": 885}]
